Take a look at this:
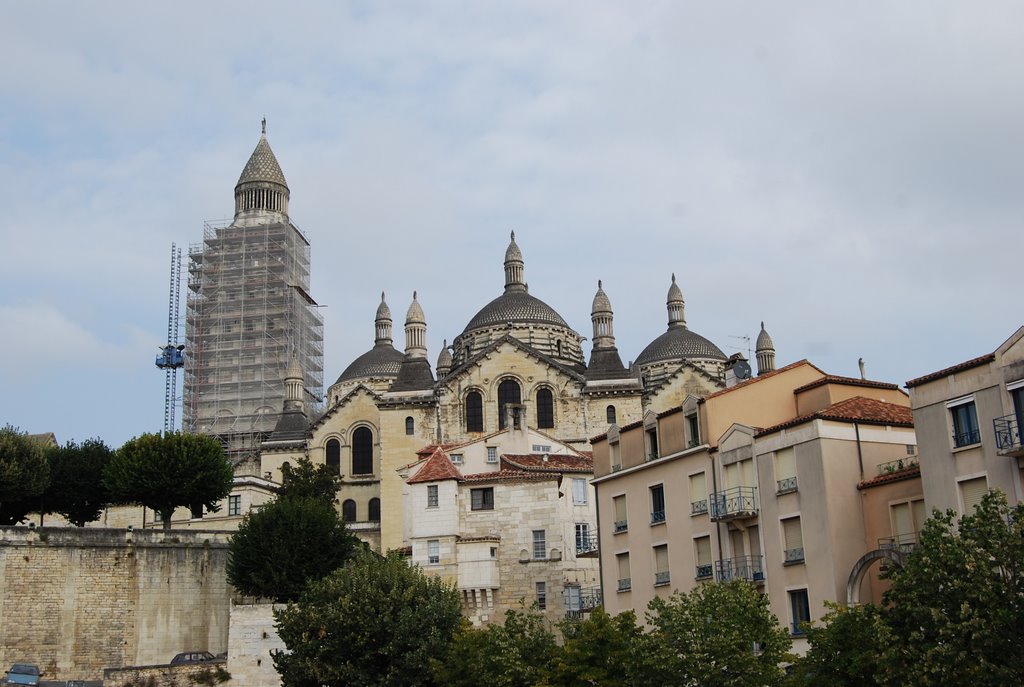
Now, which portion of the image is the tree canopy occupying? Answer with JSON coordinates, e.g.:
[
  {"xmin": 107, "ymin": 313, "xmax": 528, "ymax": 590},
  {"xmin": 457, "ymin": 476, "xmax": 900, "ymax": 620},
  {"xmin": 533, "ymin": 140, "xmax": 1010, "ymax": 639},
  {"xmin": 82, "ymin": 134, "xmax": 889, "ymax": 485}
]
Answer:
[
  {"xmin": 277, "ymin": 455, "xmax": 340, "ymax": 504},
  {"xmin": 104, "ymin": 432, "xmax": 233, "ymax": 529},
  {"xmin": 40, "ymin": 438, "xmax": 113, "ymax": 526},
  {"xmin": 0, "ymin": 426, "xmax": 50, "ymax": 525},
  {"xmin": 550, "ymin": 608, "xmax": 646, "ymax": 687},
  {"xmin": 273, "ymin": 550, "xmax": 462, "ymax": 687},
  {"xmin": 227, "ymin": 495, "xmax": 360, "ymax": 602}
]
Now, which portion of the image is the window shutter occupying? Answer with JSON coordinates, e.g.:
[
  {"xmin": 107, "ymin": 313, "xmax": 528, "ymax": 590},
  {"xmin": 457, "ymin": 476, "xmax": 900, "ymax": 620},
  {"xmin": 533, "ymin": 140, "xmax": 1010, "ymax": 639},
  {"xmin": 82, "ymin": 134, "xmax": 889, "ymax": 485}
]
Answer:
[
  {"xmin": 783, "ymin": 517, "xmax": 803, "ymax": 551},
  {"xmin": 891, "ymin": 503, "xmax": 913, "ymax": 537},
  {"xmin": 912, "ymin": 499, "xmax": 927, "ymax": 531},
  {"xmin": 655, "ymin": 545, "xmax": 669, "ymax": 573},
  {"xmin": 690, "ymin": 472, "xmax": 706, "ymax": 502},
  {"xmin": 742, "ymin": 459, "xmax": 756, "ymax": 488},
  {"xmin": 614, "ymin": 495, "xmax": 627, "ymax": 522},
  {"xmin": 775, "ymin": 448, "xmax": 796, "ymax": 480},
  {"xmin": 960, "ymin": 477, "xmax": 988, "ymax": 513},
  {"xmin": 617, "ymin": 553, "xmax": 630, "ymax": 579},
  {"xmin": 695, "ymin": 536, "xmax": 712, "ymax": 565}
]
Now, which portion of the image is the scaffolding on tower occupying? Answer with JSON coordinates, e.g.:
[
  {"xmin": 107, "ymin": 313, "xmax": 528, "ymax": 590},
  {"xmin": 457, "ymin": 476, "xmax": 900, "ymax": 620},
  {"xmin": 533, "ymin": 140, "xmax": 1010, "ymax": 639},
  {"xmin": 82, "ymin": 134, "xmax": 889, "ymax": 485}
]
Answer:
[{"xmin": 155, "ymin": 243, "xmax": 185, "ymax": 433}]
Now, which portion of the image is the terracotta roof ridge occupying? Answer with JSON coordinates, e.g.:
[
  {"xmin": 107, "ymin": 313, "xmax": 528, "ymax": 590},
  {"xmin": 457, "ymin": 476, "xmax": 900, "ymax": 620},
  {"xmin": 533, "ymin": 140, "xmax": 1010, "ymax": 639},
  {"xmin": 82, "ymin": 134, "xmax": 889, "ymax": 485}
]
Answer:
[
  {"xmin": 701, "ymin": 360, "xmax": 824, "ymax": 401},
  {"xmin": 793, "ymin": 375, "xmax": 902, "ymax": 394},
  {"xmin": 906, "ymin": 352, "xmax": 996, "ymax": 388}
]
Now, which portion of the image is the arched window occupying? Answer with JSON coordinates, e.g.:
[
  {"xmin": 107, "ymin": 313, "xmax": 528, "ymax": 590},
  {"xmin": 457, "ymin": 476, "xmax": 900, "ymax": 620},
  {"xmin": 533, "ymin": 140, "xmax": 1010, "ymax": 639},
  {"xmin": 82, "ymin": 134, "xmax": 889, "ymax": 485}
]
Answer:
[
  {"xmin": 326, "ymin": 439, "xmax": 341, "ymax": 472},
  {"xmin": 498, "ymin": 379, "xmax": 522, "ymax": 430},
  {"xmin": 405, "ymin": 416, "xmax": 415, "ymax": 435},
  {"xmin": 368, "ymin": 498, "xmax": 381, "ymax": 522},
  {"xmin": 536, "ymin": 388, "xmax": 554, "ymax": 429},
  {"xmin": 606, "ymin": 405, "xmax": 617, "ymax": 425},
  {"xmin": 466, "ymin": 391, "xmax": 484, "ymax": 433},
  {"xmin": 352, "ymin": 427, "xmax": 373, "ymax": 475},
  {"xmin": 556, "ymin": 340, "xmax": 562, "ymax": 357},
  {"xmin": 342, "ymin": 499, "xmax": 357, "ymax": 522}
]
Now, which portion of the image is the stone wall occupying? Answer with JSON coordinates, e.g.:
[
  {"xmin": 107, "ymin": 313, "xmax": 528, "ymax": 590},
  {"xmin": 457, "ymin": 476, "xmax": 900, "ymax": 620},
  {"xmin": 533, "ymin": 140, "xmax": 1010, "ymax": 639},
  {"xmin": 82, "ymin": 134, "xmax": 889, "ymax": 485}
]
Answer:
[
  {"xmin": 0, "ymin": 527, "xmax": 231, "ymax": 681},
  {"xmin": 225, "ymin": 602, "xmax": 284, "ymax": 687},
  {"xmin": 104, "ymin": 660, "xmax": 229, "ymax": 687}
]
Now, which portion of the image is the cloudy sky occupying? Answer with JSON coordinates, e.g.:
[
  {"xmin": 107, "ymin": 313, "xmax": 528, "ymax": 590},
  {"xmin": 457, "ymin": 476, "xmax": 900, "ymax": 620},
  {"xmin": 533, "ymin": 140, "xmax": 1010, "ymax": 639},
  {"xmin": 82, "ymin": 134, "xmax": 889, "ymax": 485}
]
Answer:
[{"xmin": 2, "ymin": 2, "xmax": 1022, "ymax": 447}]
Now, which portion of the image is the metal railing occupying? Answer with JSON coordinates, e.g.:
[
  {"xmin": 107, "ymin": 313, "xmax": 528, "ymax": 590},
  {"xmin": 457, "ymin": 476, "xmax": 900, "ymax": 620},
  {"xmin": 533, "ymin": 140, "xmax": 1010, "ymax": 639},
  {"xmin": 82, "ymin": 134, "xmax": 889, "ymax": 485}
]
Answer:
[
  {"xmin": 710, "ymin": 486, "xmax": 758, "ymax": 521},
  {"xmin": 650, "ymin": 510, "xmax": 666, "ymax": 524},
  {"xmin": 576, "ymin": 532, "xmax": 599, "ymax": 556},
  {"xmin": 953, "ymin": 428, "xmax": 981, "ymax": 448},
  {"xmin": 715, "ymin": 555, "xmax": 765, "ymax": 583},
  {"xmin": 994, "ymin": 414, "xmax": 1022, "ymax": 453},
  {"xmin": 776, "ymin": 476, "xmax": 798, "ymax": 494},
  {"xmin": 617, "ymin": 577, "xmax": 631, "ymax": 592},
  {"xmin": 695, "ymin": 563, "xmax": 713, "ymax": 579},
  {"xmin": 877, "ymin": 456, "xmax": 919, "ymax": 475},
  {"xmin": 784, "ymin": 547, "xmax": 805, "ymax": 564},
  {"xmin": 879, "ymin": 532, "xmax": 919, "ymax": 554},
  {"xmin": 691, "ymin": 499, "xmax": 708, "ymax": 515},
  {"xmin": 564, "ymin": 585, "xmax": 603, "ymax": 619},
  {"xmin": 655, "ymin": 571, "xmax": 671, "ymax": 586},
  {"xmin": 614, "ymin": 519, "xmax": 628, "ymax": 533}
]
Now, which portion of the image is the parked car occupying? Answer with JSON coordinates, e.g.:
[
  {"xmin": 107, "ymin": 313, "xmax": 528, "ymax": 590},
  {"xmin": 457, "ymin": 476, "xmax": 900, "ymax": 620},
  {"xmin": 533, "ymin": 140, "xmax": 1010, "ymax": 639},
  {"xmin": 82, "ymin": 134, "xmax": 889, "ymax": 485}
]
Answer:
[
  {"xmin": 170, "ymin": 651, "xmax": 216, "ymax": 665},
  {"xmin": 4, "ymin": 664, "xmax": 42, "ymax": 686}
]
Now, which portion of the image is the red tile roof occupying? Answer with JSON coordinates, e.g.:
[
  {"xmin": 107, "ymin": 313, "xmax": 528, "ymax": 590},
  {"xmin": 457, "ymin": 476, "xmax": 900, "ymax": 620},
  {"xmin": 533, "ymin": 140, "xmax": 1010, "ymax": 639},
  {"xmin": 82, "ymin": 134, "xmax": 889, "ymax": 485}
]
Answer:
[
  {"xmin": 461, "ymin": 469, "xmax": 554, "ymax": 483},
  {"xmin": 858, "ymin": 464, "xmax": 921, "ymax": 490},
  {"xmin": 502, "ymin": 453, "xmax": 593, "ymax": 473},
  {"xmin": 757, "ymin": 396, "xmax": 914, "ymax": 437},
  {"xmin": 407, "ymin": 448, "xmax": 463, "ymax": 484},
  {"xmin": 701, "ymin": 360, "xmax": 826, "ymax": 402},
  {"xmin": 906, "ymin": 353, "xmax": 995, "ymax": 388},
  {"xmin": 793, "ymin": 375, "xmax": 902, "ymax": 394}
]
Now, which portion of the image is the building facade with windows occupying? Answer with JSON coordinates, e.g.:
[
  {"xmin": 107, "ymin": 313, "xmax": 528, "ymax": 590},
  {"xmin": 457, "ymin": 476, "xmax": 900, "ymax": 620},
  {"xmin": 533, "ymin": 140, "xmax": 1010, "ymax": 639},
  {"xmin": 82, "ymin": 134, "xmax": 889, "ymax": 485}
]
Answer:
[
  {"xmin": 906, "ymin": 326, "xmax": 1024, "ymax": 514},
  {"xmin": 590, "ymin": 360, "xmax": 916, "ymax": 652},
  {"xmin": 403, "ymin": 424, "xmax": 600, "ymax": 626}
]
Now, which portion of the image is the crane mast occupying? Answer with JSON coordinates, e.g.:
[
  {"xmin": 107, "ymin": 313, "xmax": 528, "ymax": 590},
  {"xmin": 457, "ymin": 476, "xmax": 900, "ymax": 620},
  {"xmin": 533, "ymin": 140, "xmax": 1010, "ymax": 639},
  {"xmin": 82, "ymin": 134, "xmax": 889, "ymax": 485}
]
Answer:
[{"xmin": 155, "ymin": 243, "xmax": 184, "ymax": 433}]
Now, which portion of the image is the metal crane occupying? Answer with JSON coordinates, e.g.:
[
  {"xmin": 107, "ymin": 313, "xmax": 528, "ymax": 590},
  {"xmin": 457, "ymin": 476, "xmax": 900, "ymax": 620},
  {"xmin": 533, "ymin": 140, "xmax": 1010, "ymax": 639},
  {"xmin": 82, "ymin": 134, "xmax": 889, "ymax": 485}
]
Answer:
[{"xmin": 155, "ymin": 243, "xmax": 184, "ymax": 433}]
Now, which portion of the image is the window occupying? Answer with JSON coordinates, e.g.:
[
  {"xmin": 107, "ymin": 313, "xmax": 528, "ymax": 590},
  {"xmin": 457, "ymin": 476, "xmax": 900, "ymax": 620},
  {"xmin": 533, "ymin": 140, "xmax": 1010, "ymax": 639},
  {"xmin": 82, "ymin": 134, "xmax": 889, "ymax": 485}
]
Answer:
[
  {"xmin": 789, "ymin": 589, "xmax": 810, "ymax": 635},
  {"xmin": 654, "ymin": 544, "xmax": 670, "ymax": 586},
  {"xmin": 326, "ymin": 438, "xmax": 341, "ymax": 472},
  {"xmin": 690, "ymin": 472, "xmax": 708, "ymax": 515},
  {"xmin": 890, "ymin": 499, "xmax": 925, "ymax": 544},
  {"xmin": 498, "ymin": 379, "xmax": 522, "ymax": 429},
  {"xmin": 687, "ymin": 413, "xmax": 700, "ymax": 448},
  {"xmin": 646, "ymin": 427, "xmax": 659, "ymax": 460},
  {"xmin": 695, "ymin": 536, "xmax": 712, "ymax": 579},
  {"xmin": 564, "ymin": 584, "xmax": 582, "ymax": 614},
  {"xmin": 782, "ymin": 516, "xmax": 804, "ymax": 564},
  {"xmin": 368, "ymin": 498, "xmax": 380, "ymax": 521},
  {"xmin": 610, "ymin": 441, "xmax": 621, "ymax": 472},
  {"xmin": 575, "ymin": 523, "xmax": 591, "ymax": 552},
  {"xmin": 536, "ymin": 581, "xmax": 547, "ymax": 610},
  {"xmin": 959, "ymin": 476, "xmax": 988, "ymax": 514},
  {"xmin": 533, "ymin": 529, "xmax": 547, "ymax": 559},
  {"xmin": 571, "ymin": 478, "xmax": 588, "ymax": 505},
  {"xmin": 613, "ymin": 495, "xmax": 627, "ymax": 532},
  {"xmin": 428, "ymin": 540, "xmax": 440, "ymax": 565},
  {"xmin": 487, "ymin": 446, "xmax": 498, "ymax": 463},
  {"xmin": 405, "ymin": 416, "xmax": 414, "ymax": 435},
  {"xmin": 427, "ymin": 485, "xmax": 439, "ymax": 508},
  {"xmin": 532, "ymin": 444, "xmax": 552, "ymax": 453},
  {"xmin": 471, "ymin": 487, "xmax": 494, "ymax": 511},
  {"xmin": 466, "ymin": 391, "xmax": 484, "ymax": 432},
  {"xmin": 536, "ymin": 388, "xmax": 554, "ymax": 429},
  {"xmin": 617, "ymin": 553, "xmax": 631, "ymax": 591},
  {"xmin": 342, "ymin": 499, "xmax": 357, "ymax": 523},
  {"xmin": 228, "ymin": 495, "xmax": 241, "ymax": 516},
  {"xmin": 775, "ymin": 447, "xmax": 797, "ymax": 494},
  {"xmin": 606, "ymin": 405, "xmax": 616, "ymax": 425},
  {"xmin": 450, "ymin": 453, "xmax": 463, "ymax": 465},
  {"xmin": 352, "ymin": 427, "xmax": 373, "ymax": 475},
  {"xmin": 950, "ymin": 399, "xmax": 981, "ymax": 447},
  {"xmin": 650, "ymin": 484, "xmax": 666, "ymax": 524}
]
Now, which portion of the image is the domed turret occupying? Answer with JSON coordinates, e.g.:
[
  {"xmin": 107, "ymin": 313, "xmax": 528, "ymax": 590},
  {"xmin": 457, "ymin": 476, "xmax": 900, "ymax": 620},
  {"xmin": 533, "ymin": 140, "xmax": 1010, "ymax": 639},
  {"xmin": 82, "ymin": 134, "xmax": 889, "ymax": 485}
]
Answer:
[
  {"xmin": 436, "ymin": 339, "xmax": 453, "ymax": 378},
  {"xmin": 591, "ymin": 280, "xmax": 615, "ymax": 350},
  {"xmin": 333, "ymin": 294, "xmax": 405, "ymax": 390},
  {"xmin": 756, "ymin": 321, "xmax": 776, "ymax": 375},
  {"xmin": 233, "ymin": 119, "xmax": 290, "ymax": 224},
  {"xmin": 504, "ymin": 230, "xmax": 525, "ymax": 291},
  {"xmin": 404, "ymin": 291, "xmax": 427, "ymax": 359}
]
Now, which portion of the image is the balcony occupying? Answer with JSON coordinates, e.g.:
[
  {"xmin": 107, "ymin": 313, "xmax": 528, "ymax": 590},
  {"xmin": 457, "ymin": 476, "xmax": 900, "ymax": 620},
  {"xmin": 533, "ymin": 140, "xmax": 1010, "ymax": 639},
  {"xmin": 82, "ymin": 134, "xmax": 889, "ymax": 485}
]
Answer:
[
  {"xmin": 617, "ymin": 577, "xmax": 631, "ymax": 592},
  {"xmin": 994, "ymin": 415, "xmax": 1024, "ymax": 457},
  {"xmin": 695, "ymin": 563, "xmax": 713, "ymax": 580},
  {"xmin": 877, "ymin": 456, "xmax": 919, "ymax": 475},
  {"xmin": 710, "ymin": 486, "xmax": 758, "ymax": 521},
  {"xmin": 576, "ymin": 532, "xmax": 599, "ymax": 558},
  {"xmin": 613, "ymin": 520, "xmax": 628, "ymax": 533},
  {"xmin": 654, "ymin": 571, "xmax": 671, "ymax": 586},
  {"xmin": 776, "ymin": 476, "xmax": 798, "ymax": 495},
  {"xmin": 650, "ymin": 510, "xmax": 666, "ymax": 525},
  {"xmin": 879, "ymin": 532, "xmax": 919, "ymax": 555},
  {"xmin": 691, "ymin": 499, "xmax": 708, "ymax": 515},
  {"xmin": 784, "ymin": 547, "xmax": 805, "ymax": 565},
  {"xmin": 953, "ymin": 428, "xmax": 981, "ymax": 449},
  {"xmin": 715, "ymin": 555, "xmax": 765, "ymax": 583},
  {"xmin": 564, "ymin": 585, "xmax": 602, "ymax": 619}
]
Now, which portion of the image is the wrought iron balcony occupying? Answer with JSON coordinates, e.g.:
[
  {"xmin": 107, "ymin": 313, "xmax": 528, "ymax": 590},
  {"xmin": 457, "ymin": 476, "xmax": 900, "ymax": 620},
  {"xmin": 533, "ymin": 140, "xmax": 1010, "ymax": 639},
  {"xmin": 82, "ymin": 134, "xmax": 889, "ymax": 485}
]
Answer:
[
  {"xmin": 877, "ymin": 456, "xmax": 919, "ymax": 475},
  {"xmin": 695, "ymin": 563, "xmax": 713, "ymax": 580},
  {"xmin": 617, "ymin": 577, "xmax": 631, "ymax": 592},
  {"xmin": 691, "ymin": 499, "xmax": 708, "ymax": 515},
  {"xmin": 953, "ymin": 428, "xmax": 981, "ymax": 448},
  {"xmin": 613, "ymin": 519, "xmax": 628, "ymax": 533},
  {"xmin": 994, "ymin": 414, "xmax": 1023, "ymax": 456},
  {"xmin": 650, "ymin": 510, "xmax": 666, "ymax": 525},
  {"xmin": 715, "ymin": 555, "xmax": 765, "ymax": 583},
  {"xmin": 784, "ymin": 547, "xmax": 805, "ymax": 564},
  {"xmin": 564, "ymin": 585, "xmax": 603, "ymax": 618},
  {"xmin": 879, "ymin": 532, "xmax": 919, "ymax": 554},
  {"xmin": 654, "ymin": 571, "xmax": 671, "ymax": 586},
  {"xmin": 576, "ymin": 532, "xmax": 599, "ymax": 557},
  {"xmin": 776, "ymin": 476, "xmax": 798, "ymax": 494},
  {"xmin": 710, "ymin": 486, "xmax": 758, "ymax": 521}
]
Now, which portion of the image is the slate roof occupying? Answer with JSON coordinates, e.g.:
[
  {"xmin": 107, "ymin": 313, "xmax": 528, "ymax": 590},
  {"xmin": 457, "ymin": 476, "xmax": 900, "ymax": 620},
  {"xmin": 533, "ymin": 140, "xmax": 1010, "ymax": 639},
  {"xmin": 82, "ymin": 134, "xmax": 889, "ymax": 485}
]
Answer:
[
  {"xmin": 906, "ymin": 353, "xmax": 996, "ymax": 388},
  {"xmin": 267, "ymin": 408, "xmax": 309, "ymax": 444},
  {"xmin": 635, "ymin": 326, "xmax": 727, "ymax": 365},
  {"xmin": 462, "ymin": 290, "xmax": 573, "ymax": 332},
  {"xmin": 586, "ymin": 347, "xmax": 631, "ymax": 381},
  {"xmin": 756, "ymin": 396, "xmax": 914, "ymax": 437},
  {"xmin": 388, "ymin": 357, "xmax": 435, "ymax": 393},
  {"xmin": 236, "ymin": 135, "xmax": 288, "ymax": 188},
  {"xmin": 335, "ymin": 343, "xmax": 406, "ymax": 384}
]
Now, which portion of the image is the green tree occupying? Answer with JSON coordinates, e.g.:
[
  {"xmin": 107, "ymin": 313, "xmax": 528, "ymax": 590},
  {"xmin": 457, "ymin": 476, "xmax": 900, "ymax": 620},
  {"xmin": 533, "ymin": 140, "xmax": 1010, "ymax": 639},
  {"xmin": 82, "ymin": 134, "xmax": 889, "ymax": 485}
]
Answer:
[
  {"xmin": 227, "ymin": 495, "xmax": 360, "ymax": 602},
  {"xmin": 273, "ymin": 550, "xmax": 461, "ymax": 687},
  {"xmin": 550, "ymin": 608, "xmax": 646, "ymax": 687},
  {"xmin": 40, "ymin": 438, "xmax": 113, "ymax": 526},
  {"xmin": 104, "ymin": 432, "xmax": 233, "ymax": 529},
  {"xmin": 0, "ymin": 426, "xmax": 50, "ymax": 525},
  {"xmin": 879, "ymin": 490, "xmax": 1024, "ymax": 687},
  {"xmin": 278, "ymin": 455, "xmax": 340, "ymax": 504},
  {"xmin": 785, "ymin": 602, "xmax": 888, "ymax": 687},
  {"xmin": 432, "ymin": 607, "xmax": 558, "ymax": 687},
  {"xmin": 642, "ymin": 580, "xmax": 792, "ymax": 687}
]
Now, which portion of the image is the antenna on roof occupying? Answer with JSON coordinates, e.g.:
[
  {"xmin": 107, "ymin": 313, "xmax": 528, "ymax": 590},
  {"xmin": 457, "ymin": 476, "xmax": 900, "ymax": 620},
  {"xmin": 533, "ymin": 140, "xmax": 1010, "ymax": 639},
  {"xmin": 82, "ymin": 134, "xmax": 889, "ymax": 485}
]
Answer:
[{"xmin": 727, "ymin": 334, "xmax": 752, "ymax": 361}]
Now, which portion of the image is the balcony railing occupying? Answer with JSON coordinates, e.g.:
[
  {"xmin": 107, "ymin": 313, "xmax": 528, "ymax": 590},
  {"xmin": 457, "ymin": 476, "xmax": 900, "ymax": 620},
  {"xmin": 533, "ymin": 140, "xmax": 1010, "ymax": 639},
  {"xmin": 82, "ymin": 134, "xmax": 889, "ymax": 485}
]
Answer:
[
  {"xmin": 877, "ymin": 456, "xmax": 919, "ymax": 475},
  {"xmin": 614, "ymin": 519, "xmax": 628, "ymax": 533},
  {"xmin": 784, "ymin": 547, "xmax": 805, "ymax": 564},
  {"xmin": 953, "ymin": 428, "xmax": 981, "ymax": 448},
  {"xmin": 715, "ymin": 555, "xmax": 765, "ymax": 583},
  {"xmin": 576, "ymin": 532, "xmax": 599, "ymax": 557},
  {"xmin": 776, "ymin": 476, "xmax": 798, "ymax": 494},
  {"xmin": 617, "ymin": 577, "xmax": 631, "ymax": 592},
  {"xmin": 691, "ymin": 499, "xmax": 708, "ymax": 515},
  {"xmin": 710, "ymin": 486, "xmax": 758, "ymax": 521},
  {"xmin": 879, "ymin": 532, "xmax": 919, "ymax": 554},
  {"xmin": 654, "ymin": 571, "xmax": 671, "ymax": 586},
  {"xmin": 564, "ymin": 585, "xmax": 603, "ymax": 618},
  {"xmin": 695, "ymin": 563, "xmax": 713, "ymax": 580},
  {"xmin": 994, "ymin": 414, "xmax": 1023, "ymax": 456},
  {"xmin": 650, "ymin": 510, "xmax": 666, "ymax": 525}
]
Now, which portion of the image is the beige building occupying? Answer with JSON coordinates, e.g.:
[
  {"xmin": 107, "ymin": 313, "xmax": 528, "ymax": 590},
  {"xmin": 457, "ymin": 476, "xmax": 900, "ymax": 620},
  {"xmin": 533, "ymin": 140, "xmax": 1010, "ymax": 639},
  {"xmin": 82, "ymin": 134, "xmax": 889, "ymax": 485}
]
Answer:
[
  {"xmin": 590, "ymin": 360, "xmax": 916, "ymax": 651},
  {"xmin": 403, "ymin": 424, "xmax": 600, "ymax": 626},
  {"xmin": 906, "ymin": 325, "xmax": 1024, "ymax": 513}
]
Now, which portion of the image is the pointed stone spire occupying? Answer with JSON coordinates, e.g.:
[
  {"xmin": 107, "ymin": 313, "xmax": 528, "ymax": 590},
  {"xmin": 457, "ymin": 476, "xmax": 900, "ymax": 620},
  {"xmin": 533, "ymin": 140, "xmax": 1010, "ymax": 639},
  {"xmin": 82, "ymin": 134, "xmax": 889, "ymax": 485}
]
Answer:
[
  {"xmin": 591, "ymin": 280, "xmax": 616, "ymax": 350},
  {"xmin": 233, "ymin": 119, "xmax": 290, "ymax": 221},
  {"xmin": 503, "ymin": 230, "xmax": 527, "ymax": 293},
  {"xmin": 666, "ymin": 274, "xmax": 686, "ymax": 329},
  {"xmin": 436, "ymin": 339, "xmax": 453, "ymax": 378},
  {"xmin": 375, "ymin": 292, "xmax": 394, "ymax": 346},
  {"xmin": 756, "ymin": 321, "xmax": 776, "ymax": 375},
  {"xmin": 404, "ymin": 291, "xmax": 427, "ymax": 359}
]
